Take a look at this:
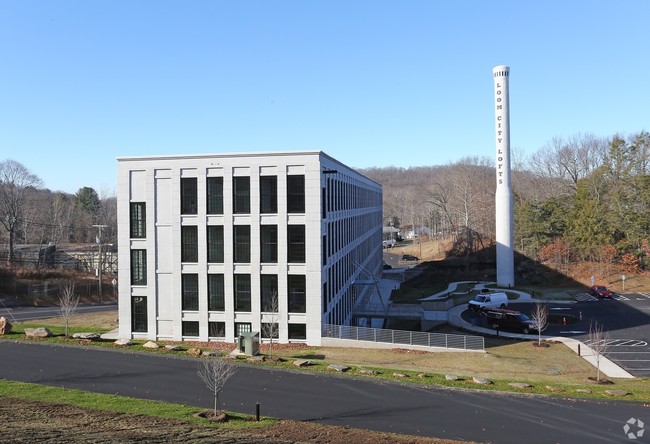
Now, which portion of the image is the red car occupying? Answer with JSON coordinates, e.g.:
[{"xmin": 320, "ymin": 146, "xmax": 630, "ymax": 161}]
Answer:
[{"xmin": 590, "ymin": 285, "xmax": 614, "ymax": 298}]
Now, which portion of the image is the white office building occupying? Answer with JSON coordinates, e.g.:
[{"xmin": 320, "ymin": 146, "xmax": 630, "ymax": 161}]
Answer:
[{"xmin": 117, "ymin": 151, "xmax": 383, "ymax": 346}]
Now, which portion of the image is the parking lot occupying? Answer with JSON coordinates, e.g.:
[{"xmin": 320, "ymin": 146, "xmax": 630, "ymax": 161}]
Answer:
[{"xmin": 465, "ymin": 292, "xmax": 650, "ymax": 378}]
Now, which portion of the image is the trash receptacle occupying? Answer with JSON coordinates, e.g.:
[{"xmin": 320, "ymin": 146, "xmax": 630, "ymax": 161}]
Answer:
[{"xmin": 238, "ymin": 331, "xmax": 260, "ymax": 356}]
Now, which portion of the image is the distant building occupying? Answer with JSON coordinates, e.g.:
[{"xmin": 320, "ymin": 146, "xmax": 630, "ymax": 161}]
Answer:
[{"xmin": 117, "ymin": 151, "xmax": 383, "ymax": 345}]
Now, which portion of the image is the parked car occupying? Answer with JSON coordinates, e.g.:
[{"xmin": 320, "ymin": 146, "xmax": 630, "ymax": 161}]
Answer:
[
  {"xmin": 401, "ymin": 254, "xmax": 419, "ymax": 261},
  {"xmin": 481, "ymin": 307, "xmax": 538, "ymax": 334},
  {"xmin": 468, "ymin": 292, "xmax": 508, "ymax": 311},
  {"xmin": 590, "ymin": 285, "xmax": 614, "ymax": 298},
  {"xmin": 382, "ymin": 239, "xmax": 396, "ymax": 248}
]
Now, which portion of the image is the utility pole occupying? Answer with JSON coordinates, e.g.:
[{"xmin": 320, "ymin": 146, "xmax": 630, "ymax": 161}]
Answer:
[{"xmin": 93, "ymin": 224, "xmax": 107, "ymax": 303}]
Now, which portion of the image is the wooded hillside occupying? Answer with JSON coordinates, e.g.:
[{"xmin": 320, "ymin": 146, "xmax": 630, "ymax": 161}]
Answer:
[{"xmin": 360, "ymin": 131, "xmax": 650, "ymax": 271}]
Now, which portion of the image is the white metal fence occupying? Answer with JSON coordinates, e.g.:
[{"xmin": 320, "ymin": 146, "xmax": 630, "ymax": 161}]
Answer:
[{"xmin": 322, "ymin": 324, "xmax": 484, "ymax": 351}]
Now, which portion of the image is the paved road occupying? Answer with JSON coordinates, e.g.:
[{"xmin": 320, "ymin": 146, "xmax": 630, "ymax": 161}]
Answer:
[
  {"xmin": 0, "ymin": 302, "xmax": 117, "ymax": 323},
  {"xmin": 0, "ymin": 341, "xmax": 646, "ymax": 443}
]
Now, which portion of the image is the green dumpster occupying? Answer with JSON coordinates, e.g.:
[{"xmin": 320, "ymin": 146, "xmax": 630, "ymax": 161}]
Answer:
[{"xmin": 238, "ymin": 331, "xmax": 260, "ymax": 356}]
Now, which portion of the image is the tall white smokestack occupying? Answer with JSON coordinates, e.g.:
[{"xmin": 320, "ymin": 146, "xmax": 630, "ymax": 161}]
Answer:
[{"xmin": 493, "ymin": 65, "xmax": 514, "ymax": 287}]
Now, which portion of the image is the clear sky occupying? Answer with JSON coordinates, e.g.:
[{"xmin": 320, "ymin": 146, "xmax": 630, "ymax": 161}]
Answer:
[{"xmin": 1, "ymin": 1, "xmax": 648, "ymax": 194}]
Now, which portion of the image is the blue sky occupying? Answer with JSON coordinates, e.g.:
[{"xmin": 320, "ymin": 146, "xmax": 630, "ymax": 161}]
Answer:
[{"xmin": 1, "ymin": 1, "xmax": 648, "ymax": 194}]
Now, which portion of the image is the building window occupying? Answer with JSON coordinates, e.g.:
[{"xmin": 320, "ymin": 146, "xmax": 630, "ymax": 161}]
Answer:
[
  {"xmin": 287, "ymin": 225, "xmax": 305, "ymax": 263},
  {"xmin": 288, "ymin": 323, "xmax": 306, "ymax": 340},
  {"xmin": 234, "ymin": 274, "xmax": 251, "ymax": 312},
  {"xmin": 260, "ymin": 274, "xmax": 278, "ymax": 312},
  {"xmin": 131, "ymin": 296, "xmax": 147, "ymax": 332},
  {"xmin": 235, "ymin": 322, "xmax": 251, "ymax": 337},
  {"xmin": 261, "ymin": 323, "xmax": 279, "ymax": 339},
  {"xmin": 181, "ymin": 178, "xmax": 197, "ymax": 215},
  {"xmin": 233, "ymin": 176, "xmax": 250, "ymax": 214},
  {"xmin": 260, "ymin": 225, "xmax": 278, "ymax": 263},
  {"xmin": 207, "ymin": 225, "xmax": 224, "ymax": 263},
  {"xmin": 208, "ymin": 273, "xmax": 225, "ymax": 311},
  {"xmin": 287, "ymin": 175, "xmax": 305, "ymax": 213},
  {"xmin": 181, "ymin": 226, "xmax": 198, "ymax": 262},
  {"xmin": 130, "ymin": 202, "xmax": 146, "ymax": 238},
  {"xmin": 209, "ymin": 321, "xmax": 226, "ymax": 338},
  {"xmin": 182, "ymin": 321, "xmax": 199, "ymax": 336},
  {"xmin": 206, "ymin": 177, "xmax": 224, "ymax": 214},
  {"xmin": 182, "ymin": 274, "xmax": 199, "ymax": 311},
  {"xmin": 130, "ymin": 249, "xmax": 147, "ymax": 285},
  {"xmin": 288, "ymin": 274, "xmax": 306, "ymax": 313},
  {"xmin": 233, "ymin": 225, "xmax": 250, "ymax": 263},
  {"xmin": 260, "ymin": 176, "xmax": 277, "ymax": 213}
]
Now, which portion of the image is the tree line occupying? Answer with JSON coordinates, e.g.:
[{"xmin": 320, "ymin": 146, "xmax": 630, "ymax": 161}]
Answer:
[
  {"xmin": 360, "ymin": 131, "xmax": 650, "ymax": 271},
  {"xmin": 0, "ymin": 159, "xmax": 116, "ymax": 265},
  {"xmin": 2, "ymin": 130, "xmax": 649, "ymax": 272}
]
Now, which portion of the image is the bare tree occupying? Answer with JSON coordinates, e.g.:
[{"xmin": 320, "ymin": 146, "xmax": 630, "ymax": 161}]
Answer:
[
  {"xmin": 587, "ymin": 320, "xmax": 610, "ymax": 382},
  {"xmin": 0, "ymin": 159, "xmax": 43, "ymax": 263},
  {"xmin": 197, "ymin": 358, "xmax": 238, "ymax": 417},
  {"xmin": 261, "ymin": 290, "xmax": 280, "ymax": 358},
  {"xmin": 530, "ymin": 303, "xmax": 549, "ymax": 346},
  {"xmin": 58, "ymin": 282, "xmax": 79, "ymax": 337}
]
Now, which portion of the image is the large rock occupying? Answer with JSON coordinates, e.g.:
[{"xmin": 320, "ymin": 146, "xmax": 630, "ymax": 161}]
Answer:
[
  {"xmin": 25, "ymin": 327, "xmax": 52, "ymax": 338},
  {"xmin": 72, "ymin": 332, "xmax": 101, "ymax": 340},
  {"xmin": 328, "ymin": 364, "xmax": 350, "ymax": 372},
  {"xmin": 114, "ymin": 338, "xmax": 133, "ymax": 346},
  {"xmin": 142, "ymin": 341, "xmax": 159, "ymax": 349},
  {"xmin": 472, "ymin": 376, "xmax": 492, "ymax": 385},
  {"xmin": 0, "ymin": 316, "xmax": 12, "ymax": 335}
]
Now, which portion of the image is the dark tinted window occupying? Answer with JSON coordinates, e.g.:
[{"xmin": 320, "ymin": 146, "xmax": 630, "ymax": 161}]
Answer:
[
  {"xmin": 130, "ymin": 202, "xmax": 146, "ymax": 238},
  {"xmin": 233, "ymin": 225, "xmax": 251, "ymax": 263},
  {"xmin": 260, "ymin": 176, "xmax": 277, "ymax": 213},
  {"xmin": 260, "ymin": 225, "xmax": 278, "ymax": 263},
  {"xmin": 233, "ymin": 176, "xmax": 250, "ymax": 214},
  {"xmin": 181, "ymin": 178, "xmax": 197, "ymax": 214},
  {"xmin": 207, "ymin": 225, "xmax": 224, "ymax": 263},
  {"xmin": 181, "ymin": 226, "xmax": 198, "ymax": 262},
  {"xmin": 287, "ymin": 175, "xmax": 305, "ymax": 213},
  {"xmin": 207, "ymin": 177, "xmax": 224, "ymax": 214}
]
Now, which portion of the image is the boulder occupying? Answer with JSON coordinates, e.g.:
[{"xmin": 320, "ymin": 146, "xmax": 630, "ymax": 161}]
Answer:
[
  {"xmin": 201, "ymin": 351, "xmax": 220, "ymax": 357},
  {"xmin": 472, "ymin": 376, "xmax": 492, "ymax": 385},
  {"xmin": 24, "ymin": 327, "xmax": 52, "ymax": 338},
  {"xmin": 293, "ymin": 359, "xmax": 311, "ymax": 367},
  {"xmin": 72, "ymin": 332, "xmax": 100, "ymax": 340},
  {"xmin": 605, "ymin": 390, "xmax": 630, "ymax": 397},
  {"xmin": 545, "ymin": 385, "xmax": 564, "ymax": 392},
  {"xmin": 358, "ymin": 369, "xmax": 379, "ymax": 376},
  {"xmin": 445, "ymin": 374, "xmax": 460, "ymax": 381},
  {"xmin": 114, "ymin": 338, "xmax": 133, "ymax": 346},
  {"xmin": 0, "ymin": 316, "xmax": 12, "ymax": 335},
  {"xmin": 509, "ymin": 382, "xmax": 532, "ymax": 389},
  {"xmin": 142, "ymin": 341, "xmax": 159, "ymax": 349},
  {"xmin": 186, "ymin": 348, "xmax": 202, "ymax": 356},
  {"xmin": 393, "ymin": 373, "xmax": 409, "ymax": 378},
  {"xmin": 164, "ymin": 345, "xmax": 183, "ymax": 351},
  {"xmin": 328, "ymin": 364, "xmax": 350, "ymax": 372}
]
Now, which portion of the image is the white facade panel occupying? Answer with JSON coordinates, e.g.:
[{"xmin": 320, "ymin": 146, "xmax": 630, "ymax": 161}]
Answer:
[{"xmin": 117, "ymin": 151, "xmax": 382, "ymax": 346}]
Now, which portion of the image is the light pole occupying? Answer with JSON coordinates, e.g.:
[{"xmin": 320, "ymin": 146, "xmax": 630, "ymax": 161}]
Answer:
[{"xmin": 93, "ymin": 224, "xmax": 107, "ymax": 303}]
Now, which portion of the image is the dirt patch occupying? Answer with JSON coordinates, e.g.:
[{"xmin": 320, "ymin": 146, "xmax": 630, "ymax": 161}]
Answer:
[{"xmin": 2, "ymin": 397, "xmax": 470, "ymax": 444}]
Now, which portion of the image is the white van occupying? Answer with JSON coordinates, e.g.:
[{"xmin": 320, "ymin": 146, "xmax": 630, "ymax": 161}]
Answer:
[{"xmin": 468, "ymin": 292, "xmax": 508, "ymax": 311}]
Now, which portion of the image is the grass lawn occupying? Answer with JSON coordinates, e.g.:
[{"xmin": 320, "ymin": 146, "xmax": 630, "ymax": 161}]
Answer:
[{"xmin": 6, "ymin": 309, "xmax": 649, "ymax": 402}]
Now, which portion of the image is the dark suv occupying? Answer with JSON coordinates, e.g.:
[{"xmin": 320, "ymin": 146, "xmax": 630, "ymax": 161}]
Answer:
[{"xmin": 481, "ymin": 307, "xmax": 538, "ymax": 334}]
